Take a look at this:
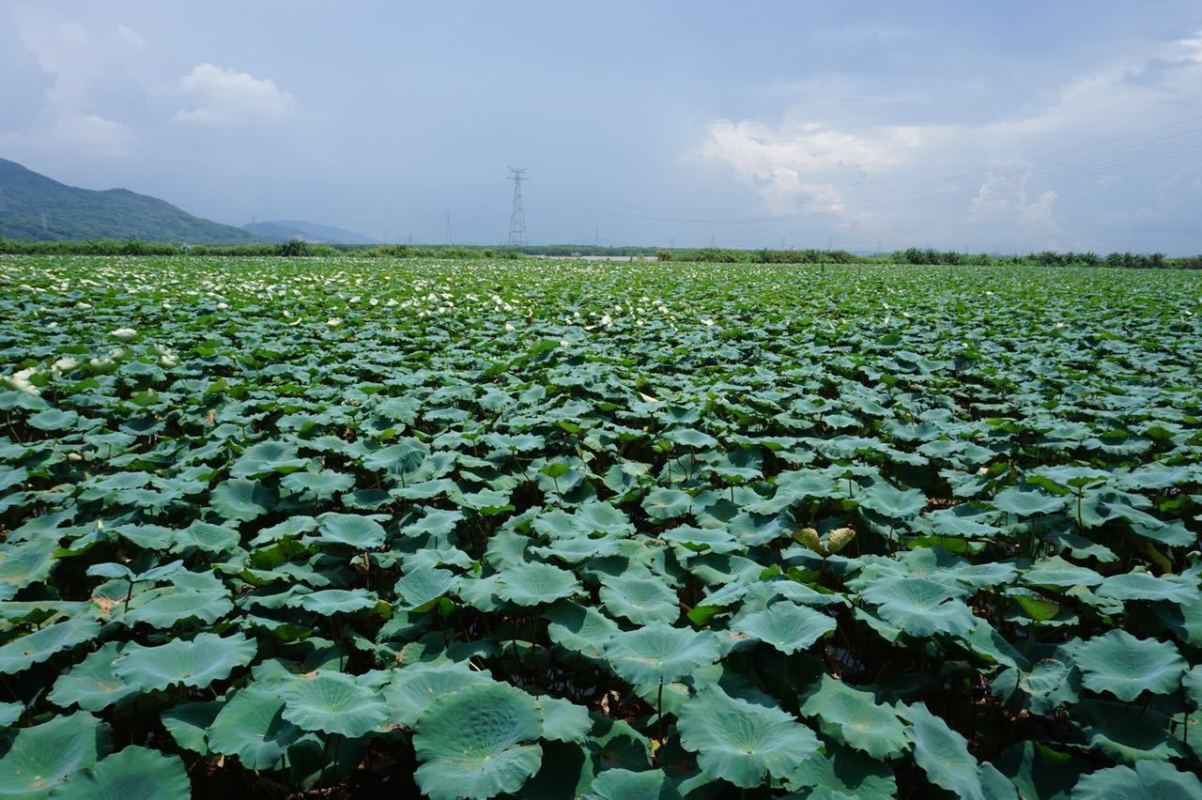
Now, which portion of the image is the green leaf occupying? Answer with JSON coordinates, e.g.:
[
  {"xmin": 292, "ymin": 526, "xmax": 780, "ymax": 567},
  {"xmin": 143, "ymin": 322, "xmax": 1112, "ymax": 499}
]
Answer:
[
  {"xmin": 496, "ymin": 562, "xmax": 582, "ymax": 607},
  {"xmin": 799, "ymin": 675, "xmax": 908, "ymax": 759},
  {"xmin": 114, "ymin": 632, "xmax": 257, "ymax": 691},
  {"xmin": 858, "ymin": 481, "xmax": 926, "ymax": 519},
  {"xmin": 904, "ymin": 702, "xmax": 985, "ymax": 800},
  {"xmin": 208, "ymin": 686, "xmax": 303, "ymax": 770},
  {"xmin": 0, "ymin": 617, "xmax": 102, "ymax": 675},
  {"xmin": 584, "ymin": 768, "xmax": 675, "ymax": 800},
  {"xmin": 210, "ymin": 478, "xmax": 276, "ymax": 523},
  {"xmin": 787, "ymin": 743, "xmax": 898, "ymax": 799},
  {"xmin": 605, "ymin": 622, "xmax": 721, "ymax": 686},
  {"xmin": 52, "ymin": 746, "xmax": 190, "ymax": 800},
  {"xmin": 0, "ymin": 711, "xmax": 103, "ymax": 798},
  {"xmin": 677, "ymin": 687, "xmax": 820, "ymax": 789},
  {"xmin": 1071, "ymin": 762, "xmax": 1202, "ymax": 800},
  {"xmin": 384, "ymin": 660, "xmax": 495, "ymax": 727},
  {"xmin": 860, "ymin": 576, "xmax": 976, "ymax": 638},
  {"xmin": 732, "ymin": 601, "xmax": 835, "ymax": 655},
  {"xmin": 281, "ymin": 670, "xmax": 390, "ymax": 737},
  {"xmin": 600, "ymin": 574, "xmax": 680, "ymax": 625},
  {"xmin": 1074, "ymin": 630, "xmax": 1185, "ymax": 701},
  {"xmin": 48, "ymin": 642, "xmax": 136, "ymax": 711},
  {"xmin": 413, "ymin": 682, "xmax": 543, "ymax": 800},
  {"xmin": 313, "ymin": 513, "xmax": 388, "ymax": 548}
]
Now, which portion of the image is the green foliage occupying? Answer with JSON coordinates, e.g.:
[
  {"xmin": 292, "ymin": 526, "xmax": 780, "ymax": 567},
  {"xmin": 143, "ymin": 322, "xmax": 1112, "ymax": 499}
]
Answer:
[{"xmin": 0, "ymin": 255, "xmax": 1200, "ymax": 798}]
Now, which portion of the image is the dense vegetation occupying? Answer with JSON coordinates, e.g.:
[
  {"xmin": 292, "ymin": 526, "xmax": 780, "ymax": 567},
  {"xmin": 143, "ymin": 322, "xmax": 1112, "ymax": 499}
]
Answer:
[
  {"xmin": 2, "ymin": 237, "xmax": 1200, "ymax": 269},
  {"xmin": 0, "ymin": 159, "xmax": 253, "ymax": 245},
  {"xmin": 1, "ymin": 256, "xmax": 1201, "ymax": 799}
]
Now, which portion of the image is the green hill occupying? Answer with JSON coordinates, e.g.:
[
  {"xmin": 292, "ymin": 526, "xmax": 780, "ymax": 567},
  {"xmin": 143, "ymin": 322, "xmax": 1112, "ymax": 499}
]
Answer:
[{"xmin": 0, "ymin": 158, "xmax": 252, "ymax": 243}]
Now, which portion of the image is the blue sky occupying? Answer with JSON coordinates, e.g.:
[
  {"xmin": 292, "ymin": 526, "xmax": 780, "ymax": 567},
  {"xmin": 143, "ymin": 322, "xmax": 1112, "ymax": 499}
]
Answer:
[{"xmin": 2, "ymin": 1, "xmax": 1202, "ymax": 252}]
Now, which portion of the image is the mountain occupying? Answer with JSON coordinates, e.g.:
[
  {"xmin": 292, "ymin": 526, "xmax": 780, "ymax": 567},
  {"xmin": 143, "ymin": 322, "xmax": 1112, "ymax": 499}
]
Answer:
[
  {"xmin": 0, "ymin": 158, "xmax": 252, "ymax": 243},
  {"xmin": 243, "ymin": 219, "xmax": 377, "ymax": 245}
]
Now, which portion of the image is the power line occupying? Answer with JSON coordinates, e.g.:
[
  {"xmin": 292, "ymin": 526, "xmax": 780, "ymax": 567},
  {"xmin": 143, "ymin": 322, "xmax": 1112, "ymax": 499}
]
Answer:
[{"xmin": 507, "ymin": 167, "xmax": 527, "ymax": 246}]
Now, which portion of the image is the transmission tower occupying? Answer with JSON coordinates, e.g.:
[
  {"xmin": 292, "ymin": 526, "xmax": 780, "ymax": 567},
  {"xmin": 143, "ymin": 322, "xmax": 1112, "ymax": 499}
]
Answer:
[
  {"xmin": 507, "ymin": 167, "xmax": 527, "ymax": 246},
  {"xmin": 445, "ymin": 211, "xmax": 452, "ymax": 244}
]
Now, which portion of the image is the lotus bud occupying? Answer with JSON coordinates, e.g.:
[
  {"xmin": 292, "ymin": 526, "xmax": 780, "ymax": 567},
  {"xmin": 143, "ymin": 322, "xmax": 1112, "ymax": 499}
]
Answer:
[
  {"xmin": 826, "ymin": 526, "xmax": 856, "ymax": 554},
  {"xmin": 795, "ymin": 527, "xmax": 824, "ymax": 553}
]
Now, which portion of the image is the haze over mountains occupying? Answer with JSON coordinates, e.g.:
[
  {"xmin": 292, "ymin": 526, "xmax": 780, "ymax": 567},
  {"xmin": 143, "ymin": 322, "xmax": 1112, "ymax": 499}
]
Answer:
[{"xmin": 0, "ymin": 159, "xmax": 372, "ymax": 244}]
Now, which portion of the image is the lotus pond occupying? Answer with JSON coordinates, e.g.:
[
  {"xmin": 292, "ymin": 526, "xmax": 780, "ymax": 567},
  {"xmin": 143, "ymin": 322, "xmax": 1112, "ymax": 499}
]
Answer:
[{"xmin": 1, "ymin": 255, "xmax": 1202, "ymax": 799}]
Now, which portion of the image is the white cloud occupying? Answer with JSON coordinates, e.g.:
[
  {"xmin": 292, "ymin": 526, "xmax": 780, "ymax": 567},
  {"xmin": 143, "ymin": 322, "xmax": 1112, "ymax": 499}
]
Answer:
[
  {"xmin": 173, "ymin": 63, "xmax": 293, "ymax": 125},
  {"xmin": 695, "ymin": 29, "xmax": 1202, "ymax": 250}
]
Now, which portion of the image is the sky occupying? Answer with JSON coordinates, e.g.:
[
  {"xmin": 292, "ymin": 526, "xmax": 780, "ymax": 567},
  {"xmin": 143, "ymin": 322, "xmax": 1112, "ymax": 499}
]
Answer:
[{"xmin": 2, "ymin": 1, "xmax": 1202, "ymax": 253}]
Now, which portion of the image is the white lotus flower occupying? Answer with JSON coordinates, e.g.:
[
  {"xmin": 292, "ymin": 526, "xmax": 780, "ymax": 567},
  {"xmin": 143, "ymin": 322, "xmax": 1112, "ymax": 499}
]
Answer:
[
  {"xmin": 110, "ymin": 328, "xmax": 138, "ymax": 341},
  {"xmin": 2, "ymin": 367, "xmax": 41, "ymax": 396}
]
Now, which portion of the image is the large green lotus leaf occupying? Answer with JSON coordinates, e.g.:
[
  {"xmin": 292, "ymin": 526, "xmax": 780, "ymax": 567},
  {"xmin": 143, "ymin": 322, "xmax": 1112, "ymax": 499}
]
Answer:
[
  {"xmin": 209, "ymin": 478, "xmax": 276, "ymax": 522},
  {"xmin": 52, "ymin": 746, "xmax": 190, "ymax": 800},
  {"xmin": 544, "ymin": 602, "xmax": 619, "ymax": 659},
  {"xmin": 537, "ymin": 695, "xmax": 590, "ymax": 743},
  {"xmin": 280, "ymin": 469, "xmax": 356, "ymax": 500},
  {"xmin": 290, "ymin": 588, "xmax": 380, "ymax": 615},
  {"xmin": 122, "ymin": 585, "xmax": 232, "ymax": 628},
  {"xmin": 496, "ymin": 562, "xmax": 582, "ymax": 607},
  {"xmin": 992, "ymin": 486, "xmax": 1066, "ymax": 517},
  {"xmin": 659, "ymin": 525, "xmax": 739, "ymax": 555},
  {"xmin": 1074, "ymin": 630, "xmax": 1185, "ymax": 701},
  {"xmin": 0, "ymin": 540, "xmax": 58, "ymax": 601},
  {"xmin": 0, "ymin": 711, "xmax": 103, "ymax": 798},
  {"xmin": 0, "ymin": 703, "xmax": 21, "ymax": 727},
  {"xmin": 1097, "ymin": 572, "xmax": 1201, "ymax": 605},
  {"xmin": 230, "ymin": 440, "xmax": 308, "ymax": 478},
  {"xmin": 114, "ymin": 632, "xmax": 257, "ymax": 691},
  {"xmin": 1014, "ymin": 659, "xmax": 1078, "ymax": 715},
  {"xmin": 857, "ymin": 481, "xmax": 926, "ymax": 519},
  {"xmin": 571, "ymin": 502, "xmax": 635, "ymax": 536},
  {"xmin": 281, "ymin": 670, "xmax": 389, "ymax": 737},
  {"xmin": 1071, "ymin": 699, "xmax": 1183, "ymax": 763},
  {"xmin": 208, "ymin": 686, "xmax": 303, "ymax": 770},
  {"xmin": 583, "ymin": 768, "xmax": 676, "ymax": 800},
  {"xmin": 600, "ymin": 574, "xmax": 679, "ymax": 625},
  {"xmin": 664, "ymin": 427, "xmax": 719, "ymax": 449},
  {"xmin": 160, "ymin": 700, "xmax": 222, "ymax": 755},
  {"xmin": 174, "ymin": 521, "xmax": 240, "ymax": 554},
  {"xmin": 0, "ymin": 616, "xmax": 102, "ymax": 675},
  {"xmin": 313, "ymin": 513, "xmax": 388, "ymax": 548},
  {"xmin": 605, "ymin": 622, "xmax": 721, "ymax": 686},
  {"xmin": 413, "ymin": 682, "xmax": 543, "ymax": 800},
  {"xmin": 384, "ymin": 660, "xmax": 495, "ymax": 727},
  {"xmin": 732, "ymin": 601, "xmax": 835, "ymax": 655},
  {"xmin": 798, "ymin": 675, "xmax": 908, "ymax": 759},
  {"xmin": 48, "ymin": 642, "xmax": 137, "ymax": 711},
  {"xmin": 860, "ymin": 577, "xmax": 977, "ymax": 638},
  {"xmin": 1071, "ymin": 762, "xmax": 1202, "ymax": 800},
  {"xmin": 904, "ymin": 702, "xmax": 985, "ymax": 800},
  {"xmin": 677, "ymin": 687, "xmax": 820, "ymax": 789},
  {"xmin": 394, "ymin": 565, "xmax": 456, "ymax": 610},
  {"xmin": 1022, "ymin": 557, "xmax": 1104, "ymax": 588},
  {"xmin": 641, "ymin": 488, "xmax": 693, "ymax": 521},
  {"xmin": 786, "ymin": 742, "xmax": 898, "ymax": 799},
  {"xmin": 403, "ymin": 508, "xmax": 465, "ymax": 538}
]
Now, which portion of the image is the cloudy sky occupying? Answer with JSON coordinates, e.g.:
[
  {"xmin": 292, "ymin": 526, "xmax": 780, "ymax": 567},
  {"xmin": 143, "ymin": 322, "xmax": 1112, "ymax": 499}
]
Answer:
[{"xmin": 2, "ymin": 1, "xmax": 1202, "ymax": 252}]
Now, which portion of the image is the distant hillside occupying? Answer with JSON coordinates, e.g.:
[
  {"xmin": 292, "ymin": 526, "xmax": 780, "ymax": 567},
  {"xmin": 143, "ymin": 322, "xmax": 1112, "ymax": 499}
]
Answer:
[
  {"xmin": 0, "ymin": 158, "xmax": 252, "ymax": 243},
  {"xmin": 243, "ymin": 219, "xmax": 377, "ymax": 244}
]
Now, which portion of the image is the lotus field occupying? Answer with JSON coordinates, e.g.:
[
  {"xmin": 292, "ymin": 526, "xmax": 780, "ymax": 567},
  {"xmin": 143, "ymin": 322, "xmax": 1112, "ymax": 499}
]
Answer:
[{"xmin": 3, "ymin": 255, "xmax": 1202, "ymax": 799}]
